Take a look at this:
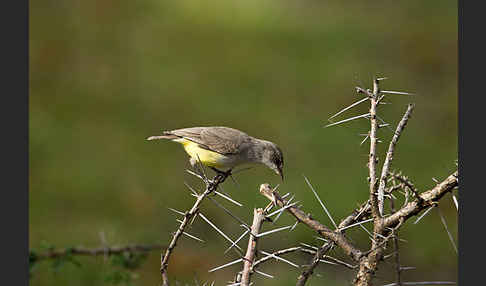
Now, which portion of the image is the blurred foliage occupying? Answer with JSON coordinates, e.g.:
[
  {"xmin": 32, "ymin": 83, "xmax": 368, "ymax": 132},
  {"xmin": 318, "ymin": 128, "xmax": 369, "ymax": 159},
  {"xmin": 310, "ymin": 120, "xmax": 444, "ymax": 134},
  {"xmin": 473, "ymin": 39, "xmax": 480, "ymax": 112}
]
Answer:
[
  {"xmin": 30, "ymin": 0, "xmax": 457, "ymax": 285},
  {"xmin": 29, "ymin": 245, "xmax": 147, "ymax": 286}
]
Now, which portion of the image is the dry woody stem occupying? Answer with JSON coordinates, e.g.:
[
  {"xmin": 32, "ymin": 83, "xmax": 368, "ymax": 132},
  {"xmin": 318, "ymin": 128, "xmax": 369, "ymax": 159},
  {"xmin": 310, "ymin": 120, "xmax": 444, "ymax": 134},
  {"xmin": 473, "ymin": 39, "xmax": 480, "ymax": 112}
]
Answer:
[
  {"xmin": 296, "ymin": 242, "xmax": 334, "ymax": 286},
  {"xmin": 368, "ymin": 78, "xmax": 381, "ymax": 218},
  {"xmin": 377, "ymin": 104, "xmax": 415, "ymax": 215},
  {"xmin": 160, "ymin": 172, "xmax": 229, "ymax": 286},
  {"xmin": 240, "ymin": 208, "xmax": 266, "ymax": 286}
]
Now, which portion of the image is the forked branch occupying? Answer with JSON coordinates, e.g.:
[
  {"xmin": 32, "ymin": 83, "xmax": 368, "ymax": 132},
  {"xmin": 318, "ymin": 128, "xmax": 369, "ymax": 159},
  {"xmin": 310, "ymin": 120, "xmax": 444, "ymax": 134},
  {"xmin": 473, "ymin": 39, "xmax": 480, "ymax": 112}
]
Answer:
[{"xmin": 160, "ymin": 172, "xmax": 230, "ymax": 286}]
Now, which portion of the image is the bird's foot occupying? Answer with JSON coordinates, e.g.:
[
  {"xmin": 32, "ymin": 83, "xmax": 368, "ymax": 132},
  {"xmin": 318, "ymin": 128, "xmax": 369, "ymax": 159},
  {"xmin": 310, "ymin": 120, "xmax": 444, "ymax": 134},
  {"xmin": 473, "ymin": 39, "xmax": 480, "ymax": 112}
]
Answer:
[{"xmin": 210, "ymin": 167, "xmax": 232, "ymax": 183}]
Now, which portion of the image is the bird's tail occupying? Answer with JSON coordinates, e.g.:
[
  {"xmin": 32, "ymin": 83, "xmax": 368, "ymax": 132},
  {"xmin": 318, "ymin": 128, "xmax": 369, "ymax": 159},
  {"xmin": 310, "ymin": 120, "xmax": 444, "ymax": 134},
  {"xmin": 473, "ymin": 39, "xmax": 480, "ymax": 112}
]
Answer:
[{"xmin": 146, "ymin": 131, "xmax": 179, "ymax": 141}]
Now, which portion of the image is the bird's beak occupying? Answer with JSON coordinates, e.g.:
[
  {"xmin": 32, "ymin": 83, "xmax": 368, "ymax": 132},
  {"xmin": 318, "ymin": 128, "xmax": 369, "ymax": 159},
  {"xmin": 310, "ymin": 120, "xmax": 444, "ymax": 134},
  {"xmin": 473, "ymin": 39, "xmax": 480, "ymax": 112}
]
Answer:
[{"xmin": 276, "ymin": 167, "xmax": 284, "ymax": 182}]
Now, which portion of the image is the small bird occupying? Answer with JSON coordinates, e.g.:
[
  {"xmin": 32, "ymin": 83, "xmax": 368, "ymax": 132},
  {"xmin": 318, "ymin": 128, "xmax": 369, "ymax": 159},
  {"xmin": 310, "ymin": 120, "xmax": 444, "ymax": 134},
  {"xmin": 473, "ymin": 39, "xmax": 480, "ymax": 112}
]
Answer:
[{"xmin": 147, "ymin": 126, "xmax": 284, "ymax": 180}]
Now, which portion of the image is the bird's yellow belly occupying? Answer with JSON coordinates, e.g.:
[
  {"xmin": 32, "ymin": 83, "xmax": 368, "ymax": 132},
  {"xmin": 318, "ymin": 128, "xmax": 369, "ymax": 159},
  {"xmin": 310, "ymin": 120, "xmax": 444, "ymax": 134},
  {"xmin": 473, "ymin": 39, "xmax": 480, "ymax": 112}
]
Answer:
[{"xmin": 177, "ymin": 139, "xmax": 230, "ymax": 168}]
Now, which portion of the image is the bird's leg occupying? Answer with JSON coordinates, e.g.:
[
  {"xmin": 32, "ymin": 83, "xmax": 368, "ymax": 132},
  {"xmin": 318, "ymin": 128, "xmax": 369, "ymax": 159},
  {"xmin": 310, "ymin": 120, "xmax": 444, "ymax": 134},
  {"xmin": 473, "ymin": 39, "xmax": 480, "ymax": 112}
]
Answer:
[{"xmin": 208, "ymin": 167, "xmax": 239, "ymax": 187}]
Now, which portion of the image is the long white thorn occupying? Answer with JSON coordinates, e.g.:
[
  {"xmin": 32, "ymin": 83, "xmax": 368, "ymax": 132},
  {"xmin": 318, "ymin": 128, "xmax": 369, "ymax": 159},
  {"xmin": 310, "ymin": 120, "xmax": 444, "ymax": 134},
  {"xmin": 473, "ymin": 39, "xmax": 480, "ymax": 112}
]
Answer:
[
  {"xmin": 254, "ymin": 269, "xmax": 274, "ymax": 279},
  {"xmin": 186, "ymin": 169, "xmax": 204, "ymax": 180},
  {"xmin": 208, "ymin": 258, "xmax": 243, "ymax": 272},
  {"xmin": 328, "ymin": 97, "xmax": 370, "ymax": 121},
  {"xmin": 303, "ymin": 175, "xmax": 338, "ymax": 229},
  {"xmin": 257, "ymin": 225, "xmax": 293, "ymax": 238},
  {"xmin": 273, "ymin": 198, "xmax": 297, "ymax": 223},
  {"xmin": 183, "ymin": 232, "xmax": 205, "ymax": 243},
  {"xmin": 266, "ymin": 201, "xmax": 299, "ymax": 218},
  {"xmin": 381, "ymin": 282, "xmax": 455, "ymax": 286},
  {"xmin": 452, "ymin": 195, "xmax": 458, "ymax": 211},
  {"xmin": 199, "ymin": 213, "xmax": 243, "ymax": 252},
  {"xmin": 224, "ymin": 229, "xmax": 249, "ymax": 254},
  {"xmin": 413, "ymin": 206, "xmax": 435, "ymax": 224},
  {"xmin": 290, "ymin": 220, "xmax": 299, "ymax": 231},
  {"xmin": 360, "ymin": 134, "xmax": 370, "ymax": 146},
  {"xmin": 437, "ymin": 208, "xmax": 457, "ymax": 254},
  {"xmin": 259, "ymin": 250, "xmax": 300, "ymax": 268},
  {"xmin": 380, "ymin": 90, "xmax": 415, "ymax": 96},
  {"xmin": 300, "ymin": 243, "xmax": 319, "ymax": 250},
  {"xmin": 324, "ymin": 113, "xmax": 371, "ymax": 128},
  {"xmin": 214, "ymin": 191, "xmax": 243, "ymax": 207},
  {"xmin": 338, "ymin": 218, "xmax": 374, "ymax": 231},
  {"xmin": 168, "ymin": 207, "xmax": 186, "ymax": 216},
  {"xmin": 319, "ymin": 259, "xmax": 339, "ymax": 266}
]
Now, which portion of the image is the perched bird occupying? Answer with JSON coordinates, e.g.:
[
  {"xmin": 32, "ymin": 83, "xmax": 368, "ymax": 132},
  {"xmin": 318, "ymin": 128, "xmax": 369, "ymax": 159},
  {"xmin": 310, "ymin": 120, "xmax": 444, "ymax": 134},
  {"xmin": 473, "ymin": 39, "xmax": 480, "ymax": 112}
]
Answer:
[{"xmin": 147, "ymin": 126, "xmax": 284, "ymax": 180}]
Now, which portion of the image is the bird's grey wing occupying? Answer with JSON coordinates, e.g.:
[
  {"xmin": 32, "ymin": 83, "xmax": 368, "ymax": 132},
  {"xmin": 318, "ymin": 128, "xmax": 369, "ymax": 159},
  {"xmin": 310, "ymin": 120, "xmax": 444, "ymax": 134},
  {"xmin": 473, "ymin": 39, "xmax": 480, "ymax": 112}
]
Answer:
[
  {"xmin": 165, "ymin": 127, "xmax": 206, "ymax": 142},
  {"xmin": 199, "ymin": 127, "xmax": 252, "ymax": 154},
  {"xmin": 168, "ymin": 127, "xmax": 251, "ymax": 155}
]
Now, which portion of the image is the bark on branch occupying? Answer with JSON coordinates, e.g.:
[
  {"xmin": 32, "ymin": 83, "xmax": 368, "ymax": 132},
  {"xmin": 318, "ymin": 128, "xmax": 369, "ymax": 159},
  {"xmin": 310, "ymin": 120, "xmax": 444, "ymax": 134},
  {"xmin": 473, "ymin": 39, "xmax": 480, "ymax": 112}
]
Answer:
[
  {"xmin": 259, "ymin": 184, "xmax": 363, "ymax": 261},
  {"xmin": 354, "ymin": 170, "xmax": 458, "ymax": 286},
  {"xmin": 240, "ymin": 208, "xmax": 266, "ymax": 286}
]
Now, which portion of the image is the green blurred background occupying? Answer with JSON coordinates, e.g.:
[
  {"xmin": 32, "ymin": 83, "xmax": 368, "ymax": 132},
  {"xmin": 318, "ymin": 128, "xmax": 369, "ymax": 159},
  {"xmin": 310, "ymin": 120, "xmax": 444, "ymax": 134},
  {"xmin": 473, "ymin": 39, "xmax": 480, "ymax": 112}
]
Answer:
[{"xmin": 29, "ymin": 0, "xmax": 457, "ymax": 285}]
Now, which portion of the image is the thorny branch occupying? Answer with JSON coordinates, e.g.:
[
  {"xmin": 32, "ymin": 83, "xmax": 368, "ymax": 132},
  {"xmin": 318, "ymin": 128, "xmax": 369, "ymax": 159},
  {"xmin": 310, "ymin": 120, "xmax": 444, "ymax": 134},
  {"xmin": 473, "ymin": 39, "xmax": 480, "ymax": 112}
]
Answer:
[
  {"xmin": 240, "ymin": 208, "xmax": 266, "ymax": 286},
  {"xmin": 155, "ymin": 78, "xmax": 457, "ymax": 286},
  {"xmin": 259, "ymin": 167, "xmax": 457, "ymax": 285},
  {"xmin": 160, "ymin": 171, "xmax": 231, "ymax": 286},
  {"xmin": 31, "ymin": 244, "xmax": 166, "ymax": 261},
  {"xmin": 296, "ymin": 242, "xmax": 334, "ymax": 286},
  {"xmin": 383, "ymin": 171, "xmax": 458, "ymax": 229},
  {"xmin": 259, "ymin": 183, "xmax": 363, "ymax": 261},
  {"xmin": 377, "ymin": 104, "xmax": 415, "ymax": 215},
  {"xmin": 367, "ymin": 78, "xmax": 382, "ymax": 219}
]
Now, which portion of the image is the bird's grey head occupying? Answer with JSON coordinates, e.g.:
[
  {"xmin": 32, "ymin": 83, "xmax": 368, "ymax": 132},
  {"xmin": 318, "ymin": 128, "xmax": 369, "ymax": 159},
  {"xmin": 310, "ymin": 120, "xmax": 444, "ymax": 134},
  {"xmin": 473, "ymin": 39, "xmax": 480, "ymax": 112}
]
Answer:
[{"xmin": 260, "ymin": 141, "xmax": 284, "ymax": 181}]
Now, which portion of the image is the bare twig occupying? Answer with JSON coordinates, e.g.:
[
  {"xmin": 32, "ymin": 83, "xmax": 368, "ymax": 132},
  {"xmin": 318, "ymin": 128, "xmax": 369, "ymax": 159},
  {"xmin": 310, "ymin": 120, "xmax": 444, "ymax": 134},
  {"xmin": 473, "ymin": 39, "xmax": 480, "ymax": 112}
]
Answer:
[
  {"xmin": 338, "ymin": 218, "xmax": 374, "ymax": 231},
  {"xmin": 338, "ymin": 201, "xmax": 371, "ymax": 231},
  {"xmin": 368, "ymin": 79, "xmax": 381, "ymax": 219},
  {"xmin": 391, "ymin": 173, "xmax": 421, "ymax": 201},
  {"xmin": 377, "ymin": 104, "xmax": 414, "ymax": 215},
  {"xmin": 296, "ymin": 242, "xmax": 334, "ymax": 286}
]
